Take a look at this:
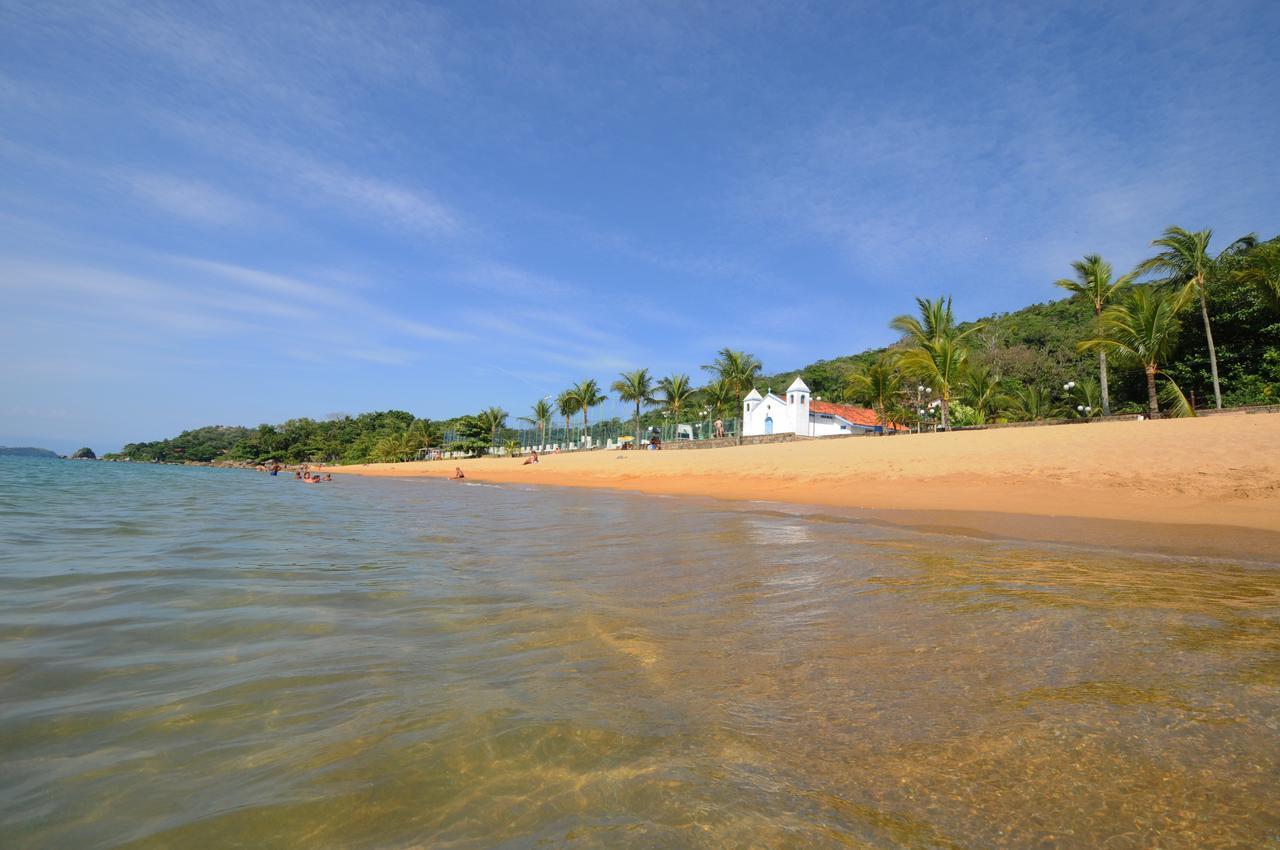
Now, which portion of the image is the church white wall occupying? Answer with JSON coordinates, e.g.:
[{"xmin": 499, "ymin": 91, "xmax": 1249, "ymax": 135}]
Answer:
[
  {"xmin": 743, "ymin": 393, "xmax": 793, "ymax": 436},
  {"xmin": 810, "ymin": 414, "xmax": 857, "ymax": 436},
  {"xmin": 744, "ymin": 398, "xmax": 873, "ymax": 438},
  {"xmin": 743, "ymin": 391, "xmax": 816, "ymax": 436}
]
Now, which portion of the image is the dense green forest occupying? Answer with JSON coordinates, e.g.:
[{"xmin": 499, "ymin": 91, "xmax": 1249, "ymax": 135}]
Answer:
[{"xmin": 110, "ymin": 228, "xmax": 1279, "ymax": 463}]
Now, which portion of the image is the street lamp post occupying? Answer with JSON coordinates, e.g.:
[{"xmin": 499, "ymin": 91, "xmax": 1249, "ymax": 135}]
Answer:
[{"xmin": 914, "ymin": 385, "xmax": 933, "ymax": 433}]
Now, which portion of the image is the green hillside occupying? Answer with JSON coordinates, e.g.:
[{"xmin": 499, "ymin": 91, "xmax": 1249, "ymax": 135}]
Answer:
[{"xmin": 764, "ymin": 266, "xmax": 1279, "ymax": 414}]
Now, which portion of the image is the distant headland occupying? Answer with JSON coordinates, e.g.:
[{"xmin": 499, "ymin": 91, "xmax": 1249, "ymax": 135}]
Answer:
[{"xmin": 0, "ymin": 446, "xmax": 59, "ymax": 458}]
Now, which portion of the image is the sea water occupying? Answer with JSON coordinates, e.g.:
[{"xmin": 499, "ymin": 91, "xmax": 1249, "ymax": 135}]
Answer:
[{"xmin": 1, "ymin": 456, "xmax": 1278, "ymax": 849}]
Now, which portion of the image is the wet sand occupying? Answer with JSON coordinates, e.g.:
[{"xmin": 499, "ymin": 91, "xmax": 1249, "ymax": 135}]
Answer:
[{"xmin": 322, "ymin": 413, "xmax": 1280, "ymax": 562}]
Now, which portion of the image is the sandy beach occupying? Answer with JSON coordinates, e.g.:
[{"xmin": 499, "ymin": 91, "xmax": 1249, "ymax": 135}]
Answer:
[{"xmin": 322, "ymin": 412, "xmax": 1280, "ymax": 560}]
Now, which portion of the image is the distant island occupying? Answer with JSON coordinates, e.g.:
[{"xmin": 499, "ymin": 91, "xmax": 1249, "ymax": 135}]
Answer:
[{"xmin": 0, "ymin": 446, "xmax": 59, "ymax": 458}]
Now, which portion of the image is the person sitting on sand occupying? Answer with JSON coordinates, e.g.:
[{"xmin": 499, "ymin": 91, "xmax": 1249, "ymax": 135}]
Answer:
[
  {"xmin": 451, "ymin": 467, "xmax": 465, "ymax": 479},
  {"xmin": 523, "ymin": 450, "xmax": 539, "ymax": 465}
]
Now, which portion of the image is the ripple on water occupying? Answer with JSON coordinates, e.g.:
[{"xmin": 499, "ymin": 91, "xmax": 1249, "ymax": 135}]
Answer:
[{"xmin": 1, "ymin": 457, "xmax": 1278, "ymax": 849}]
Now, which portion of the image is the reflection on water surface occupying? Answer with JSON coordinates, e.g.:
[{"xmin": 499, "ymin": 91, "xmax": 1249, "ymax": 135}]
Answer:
[{"xmin": 1, "ymin": 458, "xmax": 1278, "ymax": 848}]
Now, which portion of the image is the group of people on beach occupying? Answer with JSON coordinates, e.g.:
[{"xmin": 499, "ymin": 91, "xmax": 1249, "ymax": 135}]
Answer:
[{"xmin": 449, "ymin": 447, "xmax": 541, "ymax": 482}]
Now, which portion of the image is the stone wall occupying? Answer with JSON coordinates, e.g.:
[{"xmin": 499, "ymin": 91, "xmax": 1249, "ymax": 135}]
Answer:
[{"xmin": 654, "ymin": 433, "xmax": 810, "ymax": 450}]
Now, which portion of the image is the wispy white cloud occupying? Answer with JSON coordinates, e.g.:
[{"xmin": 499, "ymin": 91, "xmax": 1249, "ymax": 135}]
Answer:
[
  {"xmin": 153, "ymin": 114, "xmax": 461, "ymax": 239},
  {"xmin": 731, "ymin": 2, "xmax": 1280, "ymax": 310},
  {"xmin": 453, "ymin": 260, "xmax": 578, "ymax": 298},
  {"xmin": 166, "ymin": 255, "xmax": 473, "ymax": 342},
  {"xmin": 119, "ymin": 171, "xmax": 267, "ymax": 226}
]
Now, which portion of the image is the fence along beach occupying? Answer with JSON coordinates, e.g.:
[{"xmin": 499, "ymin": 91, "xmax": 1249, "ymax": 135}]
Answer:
[{"xmin": 322, "ymin": 411, "xmax": 1280, "ymax": 562}]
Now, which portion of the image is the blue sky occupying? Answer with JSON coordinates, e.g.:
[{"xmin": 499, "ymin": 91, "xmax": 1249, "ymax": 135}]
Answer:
[{"xmin": 2, "ymin": 1, "xmax": 1278, "ymax": 452}]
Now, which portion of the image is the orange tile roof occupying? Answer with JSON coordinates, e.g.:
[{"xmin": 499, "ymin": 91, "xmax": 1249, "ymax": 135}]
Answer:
[{"xmin": 810, "ymin": 400, "xmax": 907, "ymax": 431}]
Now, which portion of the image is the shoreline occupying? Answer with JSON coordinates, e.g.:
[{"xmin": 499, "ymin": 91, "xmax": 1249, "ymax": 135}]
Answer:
[{"xmin": 320, "ymin": 412, "xmax": 1280, "ymax": 563}]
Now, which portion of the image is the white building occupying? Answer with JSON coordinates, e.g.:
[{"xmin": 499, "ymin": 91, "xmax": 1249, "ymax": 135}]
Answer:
[{"xmin": 742, "ymin": 377, "xmax": 904, "ymax": 437}]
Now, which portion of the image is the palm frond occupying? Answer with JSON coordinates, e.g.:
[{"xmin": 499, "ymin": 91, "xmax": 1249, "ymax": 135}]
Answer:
[{"xmin": 1158, "ymin": 376, "xmax": 1195, "ymax": 418}]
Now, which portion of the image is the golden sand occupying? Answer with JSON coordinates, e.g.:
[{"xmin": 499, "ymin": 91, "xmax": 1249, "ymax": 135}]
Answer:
[{"xmin": 321, "ymin": 412, "xmax": 1280, "ymax": 560}]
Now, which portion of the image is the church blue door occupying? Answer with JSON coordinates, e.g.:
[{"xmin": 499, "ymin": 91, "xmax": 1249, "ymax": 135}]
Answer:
[{"xmin": 764, "ymin": 416, "xmax": 773, "ymax": 434}]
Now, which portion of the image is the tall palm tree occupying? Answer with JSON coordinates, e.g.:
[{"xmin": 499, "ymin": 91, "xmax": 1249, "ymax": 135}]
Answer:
[
  {"xmin": 1055, "ymin": 254, "xmax": 1134, "ymax": 416},
  {"xmin": 889, "ymin": 296, "xmax": 980, "ymax": 431},
  {"xmin": 556, "ymin": 391, "xmax": 580, "ymax": 444},
  {"xmin": 657, "ymin": 374, "xmax": 696, "ymax": 423},
  {"xmin": 477, "ymin": 406, "xmax": 508, "ymax": 448},
  {"xmin": 1231, "ymin": 238, "xmax": 1280, "ymax": 314},
  {"xmin": 844, "ymin": 353, "xmax": 903, "ymax": 433},
  {"xmin": 611, "ymin": 368, "xmax": 654, "ymax": 444},
  {"xmin": 703, "ymin": 348, "xmax": 763, "ymax": 416},
  {"xmin": 1134, "ymin": 226, "xmax": 1250, "ymax": 410},
  {"xmin": 959, "ymin": 364, "xmax": 1001, "ymax": 425},
  {"xmin": 571, "ymin": 378, "xmax": 606, "ymax": 435},
  {"xmin": 701, "ymin": 377, "xmax": 737, "ymax": 423},
  {"xmin": 519, "ymin": 398, "xmax": 554, "ymax": 448},
  {"xmin": 405, "ymin": 418, "xmax": 436, "ymax": 458},
  {"xmin": 1080, "ymin": 287, "xmax": 1187, "ymax": 420}
]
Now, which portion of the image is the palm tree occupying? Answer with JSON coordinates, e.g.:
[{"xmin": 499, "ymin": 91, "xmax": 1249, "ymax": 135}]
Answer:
[
  {"xmin": 371, "ymin": 434, "xmax": 400, "ymax": 463},
  {"xmin": 1065, "ymin": 377, "xmax": 1102, "ymax": 419},
  {"xmin": 700, "ymin": 377, "xmax": 737, "ymax": 423},
  {"xmin": 999, "ymin": 385, "xmax": 1058, "ymax": 422},
  {"xmin": 959, "ymin": 364, "xmax": 1001, "ymax": 425},
  {"xmin": 1231, "ymin": 238, "xmax": 1280, "ymax": 314},
  {"xmin": 1080, "ymin": 287, "xmax": 1187, "ymax": 420},
  {"xmin": 404, "ymin": 419, "xmax": 436, "ymax": 458},
  {"xmin": 477, "ymin": 406, "xmax": 508, "ymax": 448},
  {"xmin": 611, "ymin": 368, "xmax": 654, "ymax": 444},
  {"xmin": 1134, "ymin": 226, "xmax": 1251, "ymax": 410},
  {"xmin": 519, "ymin": 398, "xmax": 554, "ymax": 448},
  {"xmin": 889, "ymin": 296, "xmax": 980, "ymax": 431},
  {"xmin": 844, "ymin": 354, "xmax": 903, "ymax": 433},
  {"xmin": 556, "ymin": 391, "xmax": 580, "ymax": 445},
  {"xmin": 1055, "ymin": 255, "xmax": 1134, "ymax": 416},
  {"xmin": 703, "ymin": 348, "xmax": 763, "ymax": 417},
  {"xmin": 657, "ymin": 374, "xmax": 696, "ymax": 423},
  {"xmin": 571, "ymin": 378, "xmax": 606, "ymax": 436}
]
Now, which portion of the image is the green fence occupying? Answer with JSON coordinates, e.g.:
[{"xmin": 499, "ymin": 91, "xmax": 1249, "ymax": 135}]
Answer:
[{"xmin": 439, "ymin": 418, "xmax": 740, "ymax": 455}]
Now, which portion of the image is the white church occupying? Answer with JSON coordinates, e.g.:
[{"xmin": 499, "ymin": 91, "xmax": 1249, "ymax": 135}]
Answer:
[{"xmin": 742, "ymin": 377, "xmax": 903, "ymax": 437}]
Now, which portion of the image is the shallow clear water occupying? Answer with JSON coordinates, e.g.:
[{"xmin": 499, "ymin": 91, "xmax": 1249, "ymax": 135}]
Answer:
[{"xmin": 1, "ymin": 457, "xmax": 1278, "ymax": 849}]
